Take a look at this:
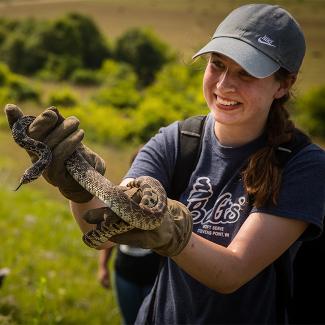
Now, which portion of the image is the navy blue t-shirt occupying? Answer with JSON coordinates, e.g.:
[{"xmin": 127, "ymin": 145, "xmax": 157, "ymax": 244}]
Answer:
[{"xmin": 125, "ymin": 113, "xmax": 325, "ymax": 324}]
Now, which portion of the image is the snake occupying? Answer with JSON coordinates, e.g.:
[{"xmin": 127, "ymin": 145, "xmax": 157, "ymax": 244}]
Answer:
[{"xmin": 11, "ymin": 115, "xmax": 167, "ymax": 248}]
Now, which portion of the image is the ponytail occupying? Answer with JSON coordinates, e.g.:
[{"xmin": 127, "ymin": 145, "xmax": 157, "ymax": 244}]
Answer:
[{"xmin": 242, "ymin": 69, "xmax": 296, "ymax": 207}]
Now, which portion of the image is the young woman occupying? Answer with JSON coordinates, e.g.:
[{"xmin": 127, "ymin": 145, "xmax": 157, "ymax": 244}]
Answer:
[{"xmin": 6, "ymin": 3, "xmax": 325, "ymax": 324}]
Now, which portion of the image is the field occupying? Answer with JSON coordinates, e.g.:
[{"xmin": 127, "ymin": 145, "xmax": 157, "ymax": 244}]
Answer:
[
  {"xmin": 0, "ymin": 0, "xmax": 324, "ymax": 92},
  {"xmin": 0, "ymin": 0, "xmax": 324, "ymax": 324},
  {"xmin": 0, "ymin": 130, "xmax": 135, "ymax": 324}
]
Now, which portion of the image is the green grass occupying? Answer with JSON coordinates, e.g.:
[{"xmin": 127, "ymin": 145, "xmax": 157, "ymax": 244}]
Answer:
[
  {"xmin": 0, "ymin": 127, "xmax": 138, "ymax": 324},
  {"xmin": 0, "ymin": 184, "xmax": 121, "ymax": 324}
]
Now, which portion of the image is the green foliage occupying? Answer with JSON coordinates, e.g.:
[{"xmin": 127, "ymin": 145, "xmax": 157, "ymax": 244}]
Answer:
[
  {"xmin": 0, "ymin": 61, "xmax": 10, "ymax": 86},
  {"xmin": 0, "ymin": 26, "xmax": 6, "ymax": 48},
  {"xmin": 0, "ymin": 19, "xmax": 48, "ymax": 75},
  {"xmin": 41, "ymin": 16, "xmax": 82, "ymax": 57},
  {"xmin": 60, "ymin": 104, "xmax": 134, "ymax": 144},
  {"xmin": 0, "ymin": 14, "xmax": 111, "ymax": 78},
  {"xmin": 294, "ymin": 86, "xmax": 325, "ymax": 137},
  {"xmin": 7, "ymin": 75, "xmax": 39, "ymax": 102},
  {"xmin": 69, "ymin": 68, "xmax": 102, "ymax": 86},
  {"xmin": 38, "ymin": 11, "xmax": 113, "ymax": 80},
  {"xmin": 47, "ymin": 87, "xmax": 79, "ymax": 108},
  {"xmin": 0, "ymin": 88, "xmax": 11, "ymax": 110},
  {"xmin": 0, "ymin": 184, "xmax": 120, "ymax": 324},
  {"xmin": 92, "ymin": 85, "xmax": 141, "ymax": 109},
  {"xmin": 44, "ymin": 61, "xmax": 208, "ymax": 145},
  {"xmin": 92, "ymin": 60, "xmax": 141, "ymax": 108},
  {"xmin": 67, "ymin": 13, "xmax": 111, "ymax": 69},
  {"xmin": 0, "ymin": 62, "xmax": 39, "ymax": 106},
  {"xmin": 132, "ymin": 62, "xmax": 207, "ymax": 142},
  {"xmin": 39, "ymin": 54, "xmax": 82, "ymax": 81},
  {"xmin": 0, "ymin": 15, "xmax": 173, "ymax": 86},
  {"xmin": 115, "ymin": 28, "xmax": 173, "ymax": 87},
  {"xmin": 98, "ymin": 59, "xmax": 136, "ymax": 81},
  {"xmin": 57, "ymin": 61, "xmax": 207, "ymax": 145}
]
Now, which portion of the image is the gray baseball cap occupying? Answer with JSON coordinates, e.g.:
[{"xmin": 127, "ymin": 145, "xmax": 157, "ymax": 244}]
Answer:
[{"xmin": 193, "ymin": 4, "xmax": 306, "ymax": 78}]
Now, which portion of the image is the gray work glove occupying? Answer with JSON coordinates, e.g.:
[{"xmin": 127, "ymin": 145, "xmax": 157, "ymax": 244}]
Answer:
[
  {"xmin": 5, "ymin": 104, "xmax": 106, "ymax": 203},
  {"xmin": 82, "ymin": 186, "xmax": 193, "ymax": 257}
]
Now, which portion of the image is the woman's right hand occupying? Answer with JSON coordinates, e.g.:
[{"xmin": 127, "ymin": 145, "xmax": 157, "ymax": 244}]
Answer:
[{"xmin": 5, "ymin": 104, "xmax": 106, "ymax": 203}]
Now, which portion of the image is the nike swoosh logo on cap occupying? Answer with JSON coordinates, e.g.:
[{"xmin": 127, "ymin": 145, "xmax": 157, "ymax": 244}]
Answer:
[{"xmin": 257, "ymin": 36, "xmax": 276, "ymax": 47}]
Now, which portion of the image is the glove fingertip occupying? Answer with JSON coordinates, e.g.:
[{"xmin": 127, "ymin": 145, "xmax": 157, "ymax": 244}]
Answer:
[
  {"xmin": 4, "ymin": 103, "xmax": 23, "ymax": 129},
  {"xmin": 29, "ymin": 109, "xmax": 59, "ymax": 138},
  {"xmin": 83, "ymin": 207, "xmax": 108, "ymax": 224},
  {"xmin": 76, "ymin": 128, "xmax": 85, "ymax": 144},
  {"xmin": 48, "ymin": 106, "xmax": 65, "ymax": 124}
]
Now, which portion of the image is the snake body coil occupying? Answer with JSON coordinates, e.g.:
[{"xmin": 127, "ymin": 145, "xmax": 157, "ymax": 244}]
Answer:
[{"xmin": 12, "ymin": 115, "xmax": 167, "ymax": 243}]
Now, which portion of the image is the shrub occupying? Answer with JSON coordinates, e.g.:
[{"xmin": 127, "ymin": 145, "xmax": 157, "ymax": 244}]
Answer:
[
  {"xmin": 294, "ymin": 86, "xmax": 325, "ymax": 138},
  {"xmin": 92, "ymin": 60, "xmax": 141, "ymax": 108},
  {"xmin": 40, "ymin": 13, "xmax": 110, "ymax": 72},
  {"xmin": 0, "ymin": 62, "xmax": 10, "ymax": 86},
  {"xmin": 115, "ymin": 28, "xmax": 173, "ymax": 87},
  {"xmin": 38, "ymin": 54, "xmax": 82, "ymax": 81},
  {"xmin": 7, "ymin": 75, "xmax": 40, "ymax": 102},
  {"xmin": 0, "ymin": 87, "xmax": 10, "ymax": 108},
  {"xmin": 0, "ymin": 32, "xmax": 26, "ymax": 73},
  {"xmin": 0, "ymin": 19, "xmax": 48, "ymax": 74},
  {"xmin": 98, "ymin": 59, "xmax": 135, "ymax": 81},
  {"xmin": 47, "ymin": 88, "xmax": 79, "ymax": 108},
  {"xmin": 69, "ymin": 68, "xmax": 102, "ymax": 85},
  {"xmin": 0, "ymin": 62, "xmax": 40, "ymax": 105},
  {"xmin": 60, "ymin": 104, "xmax": 134, "ymax": 144},
  {"xmin": 130, "ymin": 62, "xmax": 207, "ymax": 141},
  {"xmin": 0, "ymin": 25, "xmax": 7, "ymax": 47},
  {"xmin": 0, "ymin": 14, "xmax": 111, "ymax": 79},
  {"xmin": 92, "ymin": 85, "xmax": 141, "ymax": 109},
  {"xmin": 66, "ymin": 13, "xmax": 111, "ymax": 69}
]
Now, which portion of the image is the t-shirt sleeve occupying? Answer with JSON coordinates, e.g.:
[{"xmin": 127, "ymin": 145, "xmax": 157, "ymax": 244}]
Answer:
[
  {"xmin": 252, "ymin": 144, "xmax": 325, "ymax": 240},
  {"xmin": 124, "ymin": 121, "xmax": 179, "ymax": 194}
]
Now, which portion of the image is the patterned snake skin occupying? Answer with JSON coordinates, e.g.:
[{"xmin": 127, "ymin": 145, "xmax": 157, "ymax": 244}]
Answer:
[{"xmin": 11, "ymin": 115, "xmax": 167, "ymax": 246}]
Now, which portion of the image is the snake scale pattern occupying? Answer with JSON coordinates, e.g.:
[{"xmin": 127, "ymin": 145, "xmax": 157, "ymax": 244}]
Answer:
[{"xmin": 11, "ymin": 115, "xmax": 167, "ymax": 247}]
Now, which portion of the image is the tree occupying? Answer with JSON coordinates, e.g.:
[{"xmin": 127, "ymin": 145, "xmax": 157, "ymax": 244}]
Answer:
[
  {"xmin": 41, "ymin": 13, "xmax": 110, "ymax": 70},
  {"xmin": 0, "ymin": 14, "xmax": 111, "ymax": 78},
  {"xmin": 115, "ymin": 28, "xmax": 173, "ymax": 87}
]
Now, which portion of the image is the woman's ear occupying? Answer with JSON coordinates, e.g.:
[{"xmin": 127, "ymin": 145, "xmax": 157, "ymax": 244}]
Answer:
[{"xmin": 274, "ymin": 74, "xmax": 297, "ymax": 99}]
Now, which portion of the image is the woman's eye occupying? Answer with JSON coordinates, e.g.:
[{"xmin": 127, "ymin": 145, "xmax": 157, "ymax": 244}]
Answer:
[
  {"xmin": 239, "ymin": 70, "xmax": 254, "ymax": 79},
  {"xmin": 211, "ymin": 60, "xmax": 225, "ymax": 70}
]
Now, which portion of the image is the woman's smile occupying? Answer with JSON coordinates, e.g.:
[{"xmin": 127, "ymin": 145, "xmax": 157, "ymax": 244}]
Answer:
[{"xmin": 215, "ymin": 95, "xmax": 241, "ymax": 111}]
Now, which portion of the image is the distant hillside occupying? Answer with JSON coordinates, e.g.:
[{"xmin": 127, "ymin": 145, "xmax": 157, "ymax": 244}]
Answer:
[{"xmin": 1, "ymin": 0, "xmax": 324, "ymax": 91}]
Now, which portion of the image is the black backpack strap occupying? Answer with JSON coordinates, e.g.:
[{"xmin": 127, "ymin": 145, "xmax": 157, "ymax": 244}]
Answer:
[
  {"xmin": 276, "ymin": 128, "xmax": 311, "ymax": 167},
  {"xmin": 273, "ymin": 128, "xmax": 312, "ymax": 324},
  {"xmin": 169, "ymin": 115, "xmax": 207, "ymax": 199},
  {"xmin": 145, "ymin": 115, "xmax": 207, "ymax": 323}
]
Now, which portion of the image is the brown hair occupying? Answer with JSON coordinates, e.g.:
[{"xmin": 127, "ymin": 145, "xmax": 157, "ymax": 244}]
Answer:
[{"xmin": 242, "ymin": 68, "xmax": 296, "ymax": 207}]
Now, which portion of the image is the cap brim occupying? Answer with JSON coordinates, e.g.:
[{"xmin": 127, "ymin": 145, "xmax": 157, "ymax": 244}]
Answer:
[{"xmin": 192, "ymin": 37, "xmax": 280, "ymax": 78}]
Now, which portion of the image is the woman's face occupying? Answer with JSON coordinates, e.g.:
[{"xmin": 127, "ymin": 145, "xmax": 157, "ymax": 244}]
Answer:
[{"xmin": 203, "ymin": 53, "xmax": 289, "ymax": 137}]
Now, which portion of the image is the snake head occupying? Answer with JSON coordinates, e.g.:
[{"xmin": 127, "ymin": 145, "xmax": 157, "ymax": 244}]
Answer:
[{"xmin": 14, "ymin": 172, "xmax": 38, "ymax": 191}]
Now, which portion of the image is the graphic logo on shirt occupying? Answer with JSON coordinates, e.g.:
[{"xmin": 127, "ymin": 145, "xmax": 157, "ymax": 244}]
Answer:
[{"xmin": 187, "ymin": 177, "xmax": 246, "ymax": 226}]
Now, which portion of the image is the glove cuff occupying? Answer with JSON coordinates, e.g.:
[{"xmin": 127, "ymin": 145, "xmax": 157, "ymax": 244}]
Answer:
[{"xmin": 154, "ymin": 200, "xmax": 193, "ymax": 257}]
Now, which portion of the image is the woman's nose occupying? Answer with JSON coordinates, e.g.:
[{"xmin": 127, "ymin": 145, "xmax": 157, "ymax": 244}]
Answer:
[{"xmin": 216, "ymin": 69, "xmax": 236, "ymax": 92}]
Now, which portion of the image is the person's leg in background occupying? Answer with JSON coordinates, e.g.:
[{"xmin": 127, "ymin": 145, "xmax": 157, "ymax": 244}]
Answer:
[{"xmin": 115, "ymin": 272, "xmax": 148, "ymax": 325}]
